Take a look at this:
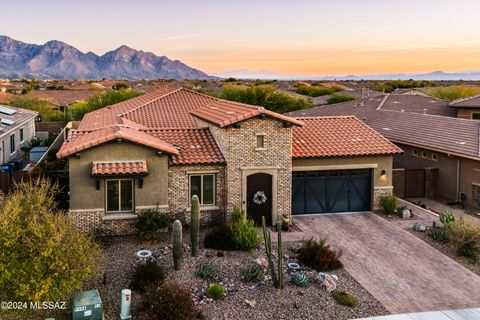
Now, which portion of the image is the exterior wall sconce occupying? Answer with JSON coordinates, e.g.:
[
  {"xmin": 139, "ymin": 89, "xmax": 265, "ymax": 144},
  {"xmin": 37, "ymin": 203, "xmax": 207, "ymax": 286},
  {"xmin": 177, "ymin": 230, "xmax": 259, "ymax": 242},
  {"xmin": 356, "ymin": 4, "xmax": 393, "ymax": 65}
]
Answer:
[
  {"xmin": 75, "ymin": 153, "xmax": 81, "ymax": 159},
  {"xmin": 138, "ymin": 177, "xmax": 144, "ymax": 188},
  {"xmin": 380, "ymin": 170, "xmax": 387, "ymax": 181},
  {"xmin": 95, "ymin": 180, "xmax": 100, "ymax": 190}
]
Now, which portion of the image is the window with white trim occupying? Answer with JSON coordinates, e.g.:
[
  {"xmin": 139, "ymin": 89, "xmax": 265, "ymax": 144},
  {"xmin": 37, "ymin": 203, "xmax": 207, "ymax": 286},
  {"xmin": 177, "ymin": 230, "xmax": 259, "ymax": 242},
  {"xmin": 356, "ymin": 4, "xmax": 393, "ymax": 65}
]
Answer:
[
  {"xmin": 189, "ymin": 174, "xmax": 215, "ymax": 205},
  {"xmin": 19, "ymin": 128, "xmax": 24, "ymax": 143},
  {"xmin": 9, "ymin": 134, "xmax": 15, "ymax": 154},
  {"xmin": 106, "ymin": 179, "xmax": 134, "ymax": 212}
]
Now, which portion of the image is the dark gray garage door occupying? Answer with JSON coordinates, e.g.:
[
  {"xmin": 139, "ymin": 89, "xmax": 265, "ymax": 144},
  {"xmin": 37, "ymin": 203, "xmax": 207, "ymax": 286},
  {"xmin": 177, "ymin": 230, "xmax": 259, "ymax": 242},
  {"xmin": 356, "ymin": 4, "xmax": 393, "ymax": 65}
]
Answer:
[{"xmin": 292, "ymin": 169, "xmax": 372, "ymax": 214}]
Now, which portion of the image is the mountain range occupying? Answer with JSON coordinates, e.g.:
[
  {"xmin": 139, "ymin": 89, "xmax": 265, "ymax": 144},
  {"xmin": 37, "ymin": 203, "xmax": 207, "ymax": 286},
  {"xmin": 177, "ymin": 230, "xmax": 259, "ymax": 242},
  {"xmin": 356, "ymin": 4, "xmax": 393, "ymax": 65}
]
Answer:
[
  {"xmin": 0, "ymin": 35, "xmax": 213, "ymax": 80},
  {"xmin": 213, "ymin": 69, "xmax": 480, "ymax": 81}
]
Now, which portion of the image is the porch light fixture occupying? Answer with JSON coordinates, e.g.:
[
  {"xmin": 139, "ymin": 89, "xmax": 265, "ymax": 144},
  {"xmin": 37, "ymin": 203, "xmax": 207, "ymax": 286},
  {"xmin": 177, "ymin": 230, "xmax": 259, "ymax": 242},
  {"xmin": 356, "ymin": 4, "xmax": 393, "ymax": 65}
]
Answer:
[
  {"xmin": 381, "ymin": 170, "xmax": 387, "ymax": 178},
  {"xmin": 96, "ymin": 180, "xmax": 100, "ymax": 190},
  {"xmin": 138, "ymin": 177, "xmax": 144, "ymax": 188}
]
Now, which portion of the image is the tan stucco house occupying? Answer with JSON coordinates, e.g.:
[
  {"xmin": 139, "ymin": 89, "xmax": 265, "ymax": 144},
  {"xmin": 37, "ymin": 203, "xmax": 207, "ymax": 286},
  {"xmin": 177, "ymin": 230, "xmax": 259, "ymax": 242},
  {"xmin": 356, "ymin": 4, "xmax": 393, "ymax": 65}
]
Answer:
[{"xmin": 57, "ymin": 87, "xmax": 401, "ymax": 234}]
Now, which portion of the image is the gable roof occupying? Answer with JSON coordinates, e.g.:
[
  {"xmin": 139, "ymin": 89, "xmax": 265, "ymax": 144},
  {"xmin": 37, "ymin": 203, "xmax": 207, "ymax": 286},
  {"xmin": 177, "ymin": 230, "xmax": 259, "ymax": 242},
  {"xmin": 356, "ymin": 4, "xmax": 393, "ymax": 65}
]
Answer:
[
  {"xmin": 56, "ymin": 125, "xmax": 179, "ymax": 158},
  {"xmin": 449, "ymin": 95, "xmax": 480, "ymax": 108},
  {"xmin": 380, "ymin": 94, "xmax": 455, "ymax": 117},
  {"xmin": 144, "ymin": 128, "xmax": 225, "ymax": 165},
  {"xmin": 191, "ymin": 100, "xmax": 303, "ymax": 128},
  {"xmin": 0, "ymin": 104, "xmax": 37, "ymax": 138},
  {"xmin": 287, "ymin": 95, "xmax": 480, "ymax": 160},
  {"xmin": 292, "ymin": 116, "xmax": 402, "ymax": 158},
  {"xmin": 58, "ymin": 87, "xmax": 301, "ymax": 162}
]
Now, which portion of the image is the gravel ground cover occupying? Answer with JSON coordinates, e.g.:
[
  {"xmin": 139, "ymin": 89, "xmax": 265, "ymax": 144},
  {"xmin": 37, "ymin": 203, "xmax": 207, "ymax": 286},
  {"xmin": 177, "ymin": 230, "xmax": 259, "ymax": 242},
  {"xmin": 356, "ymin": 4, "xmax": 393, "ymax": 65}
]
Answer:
[
  {"xmin": 409, "ymin": 230, "xmax": 480, "ymax": 277},
  {"xmin": 90, "ymin": 230, "xmax": 388, "ymax": 320}
]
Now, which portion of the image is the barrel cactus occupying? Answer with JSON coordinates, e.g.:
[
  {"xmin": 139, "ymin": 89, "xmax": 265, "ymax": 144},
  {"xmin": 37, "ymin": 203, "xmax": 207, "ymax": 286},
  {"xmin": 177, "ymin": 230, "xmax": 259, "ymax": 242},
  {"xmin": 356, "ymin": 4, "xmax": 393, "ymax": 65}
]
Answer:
[
  {"xmin": 191, "ymin": 195, "xmax": 200, "ymax": 257},
  {"xmin": 291, "ymin": 271, "xmax": 309, "ymax": 287},
  {"xmin": 172, "ymin": 220, "xmax": 183, "ymax": 270}
]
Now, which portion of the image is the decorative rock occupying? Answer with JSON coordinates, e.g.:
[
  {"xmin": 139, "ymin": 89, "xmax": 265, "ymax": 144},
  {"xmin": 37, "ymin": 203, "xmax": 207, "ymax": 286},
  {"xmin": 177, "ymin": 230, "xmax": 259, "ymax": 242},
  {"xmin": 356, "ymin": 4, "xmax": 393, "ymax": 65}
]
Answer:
[
  {"xmin": 298, "ymin": 289, "xmax": 305, "ymax": 296},
  {"xmin": 331, "ymin": 274, "xmax": 338, "ymax": 281},
  {"xmin": 256, "ymin": 257, "xmax": 268, "ymax": 268},
  {"xmin": 245, "ymin": 299, "xmax": 257, "ymax": 308},
  {"xmin": 402, "ymin": 209, "xmax": 412, "ymax": 219},
  {"xmin": 316, "ymin": 272, "xmax": 337, "ymax": 292},
  {"xmin": 412, "ymin": 222, "xmax": 427, "ymax": 232}
]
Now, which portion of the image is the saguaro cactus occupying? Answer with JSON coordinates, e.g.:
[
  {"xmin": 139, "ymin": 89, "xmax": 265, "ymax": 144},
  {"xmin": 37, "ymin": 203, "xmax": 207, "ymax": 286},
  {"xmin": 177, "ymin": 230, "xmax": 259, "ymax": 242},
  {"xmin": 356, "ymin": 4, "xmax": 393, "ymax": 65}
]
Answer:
[
  {"xmin": 191, "ymin": 195, "xmax": 200, "ymax": 257},
  {"xmin": 172, "ymin": 220, "xmax": 183, "ymax": 270},
  {"xmin": 262, "ymin": 216, "xmax": 284, "ymax": 289}
]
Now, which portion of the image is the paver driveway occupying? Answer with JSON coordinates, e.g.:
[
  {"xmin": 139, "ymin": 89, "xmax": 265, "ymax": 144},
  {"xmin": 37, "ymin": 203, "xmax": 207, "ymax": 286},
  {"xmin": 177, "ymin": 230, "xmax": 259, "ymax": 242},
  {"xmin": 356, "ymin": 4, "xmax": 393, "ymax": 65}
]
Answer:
[{"xmin": 295, "ymin": 213, "xmax": 480, "ymax": 314}]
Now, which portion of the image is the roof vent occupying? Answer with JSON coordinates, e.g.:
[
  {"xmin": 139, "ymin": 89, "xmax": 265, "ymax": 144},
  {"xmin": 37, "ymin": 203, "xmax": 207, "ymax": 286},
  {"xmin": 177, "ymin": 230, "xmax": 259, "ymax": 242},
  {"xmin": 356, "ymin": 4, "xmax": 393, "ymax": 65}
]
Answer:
[
  {"xmin": 257, "ymin": 106, "xmax": 265, "ymax": 110},
  {"xmin": 382, "ymin": 127, "xmax": 391, "ymax": 131}
]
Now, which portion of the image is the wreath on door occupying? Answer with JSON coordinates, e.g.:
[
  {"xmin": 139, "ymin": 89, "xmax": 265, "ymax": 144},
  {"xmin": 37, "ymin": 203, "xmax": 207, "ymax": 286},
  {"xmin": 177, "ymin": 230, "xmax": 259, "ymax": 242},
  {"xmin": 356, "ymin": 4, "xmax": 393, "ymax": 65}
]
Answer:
[{"xmin": 253, "ymin": 191, "xmax": 267, "ymax": 205}]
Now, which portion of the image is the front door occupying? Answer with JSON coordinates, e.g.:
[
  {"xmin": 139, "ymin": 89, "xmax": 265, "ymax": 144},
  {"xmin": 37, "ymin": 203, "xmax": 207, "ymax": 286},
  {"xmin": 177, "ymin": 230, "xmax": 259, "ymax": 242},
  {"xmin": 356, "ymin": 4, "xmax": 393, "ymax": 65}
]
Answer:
[{"xmin": 246, "ymin": 173, "xmax": 272, "ymax": 226}]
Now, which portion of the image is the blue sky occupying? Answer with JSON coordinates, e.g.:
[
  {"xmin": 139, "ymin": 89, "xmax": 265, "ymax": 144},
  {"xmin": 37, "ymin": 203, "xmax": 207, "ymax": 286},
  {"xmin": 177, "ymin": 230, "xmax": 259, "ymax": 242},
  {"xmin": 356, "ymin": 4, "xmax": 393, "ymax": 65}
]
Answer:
[{"xmin": 1, "ymin": 0, "xmax": 480, "ymax": 75}]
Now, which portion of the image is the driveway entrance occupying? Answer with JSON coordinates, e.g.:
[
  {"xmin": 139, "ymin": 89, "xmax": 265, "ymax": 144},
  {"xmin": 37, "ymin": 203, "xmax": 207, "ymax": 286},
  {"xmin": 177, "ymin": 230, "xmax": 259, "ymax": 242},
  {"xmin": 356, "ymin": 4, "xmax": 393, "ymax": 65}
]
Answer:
[{"xmin": 295, "ymin": 213, "xmax": 480, "ymax": 314}]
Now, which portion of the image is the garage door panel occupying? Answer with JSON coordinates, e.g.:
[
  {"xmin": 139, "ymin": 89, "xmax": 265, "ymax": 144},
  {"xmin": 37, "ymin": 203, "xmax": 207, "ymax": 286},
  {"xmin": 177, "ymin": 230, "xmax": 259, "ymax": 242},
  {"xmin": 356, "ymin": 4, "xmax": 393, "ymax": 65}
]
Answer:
[
  {"xmin": 292, "ymin": 178, "xmax": 305, "ymax": 214},
  {"xmin": 327, "ymin": 176, "xmax": 349, "ymax": 212},
  {"xmin": 292, "ymin": 169, "xmax": 371, "ymax": 215},
  {"xmin": 305, "ymin": 177, "xmax": 327, "ymax": 213}
]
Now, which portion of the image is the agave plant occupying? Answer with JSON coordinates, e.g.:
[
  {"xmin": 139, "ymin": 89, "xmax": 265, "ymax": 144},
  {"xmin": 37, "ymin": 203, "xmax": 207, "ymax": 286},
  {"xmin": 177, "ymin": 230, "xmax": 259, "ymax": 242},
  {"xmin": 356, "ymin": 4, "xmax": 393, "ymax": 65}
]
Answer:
[{"xmin": 291, "ymin": 271, "xmax": 309, "ymax": 287}]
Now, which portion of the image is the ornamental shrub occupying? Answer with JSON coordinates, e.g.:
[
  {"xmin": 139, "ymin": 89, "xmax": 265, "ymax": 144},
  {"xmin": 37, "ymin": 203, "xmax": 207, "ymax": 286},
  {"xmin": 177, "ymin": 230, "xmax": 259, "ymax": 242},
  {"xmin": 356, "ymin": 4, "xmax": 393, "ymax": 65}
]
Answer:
[
  {"xmin": 204, "ymin": 224, "xmax": 237, "ymax": 250},
  {"xmin": 207, "ymin": 283, "xmax": 225, "ymax": 300},
  {"xmin": 232, "ymin": 219, "xmax": 261, "ymax": 251},
  {"xmin": 195, "ymin": 263, "xmax": 216, "ymax": 280},
  {"xmin": 142, "ymin": 282, "xmax": 196, "ymax": 320},
  {"xmin": 445, "ymin": 218, "xmax": 480, "ymax": 262},
  {"xmin": 332, "ymin": 290, "xmax": 358, "ymax": 307},
  {"xmin": 379, "ymin": 195, "xmax": 397, "ymax": 216},
  {"xmin": 135, "ymin": 209, "xmax": 173, "ymax": 239},
  {"xmin": 130, "ymin": 261, "xmax": 165, "ymax": 292},
  {"xmin": 0, "ymin": 178, "xmax": 101, "ymax": 303},
  {"xmin": 298, "ymin": 238, "xmax": 343, "ymax": 271}
]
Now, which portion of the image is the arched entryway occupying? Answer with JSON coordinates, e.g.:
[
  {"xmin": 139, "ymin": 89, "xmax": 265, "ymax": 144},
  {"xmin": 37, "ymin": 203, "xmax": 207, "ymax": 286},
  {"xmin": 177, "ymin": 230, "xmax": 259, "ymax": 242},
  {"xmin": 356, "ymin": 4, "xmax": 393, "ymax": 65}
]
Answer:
[{"xmin": 246, "ymin": 172, "xmax": 273, "ymax": 226}]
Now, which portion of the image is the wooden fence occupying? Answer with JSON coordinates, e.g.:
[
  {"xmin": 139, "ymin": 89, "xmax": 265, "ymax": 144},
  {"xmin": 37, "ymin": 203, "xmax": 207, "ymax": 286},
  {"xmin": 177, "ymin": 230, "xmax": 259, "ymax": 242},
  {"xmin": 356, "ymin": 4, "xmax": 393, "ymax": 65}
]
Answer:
[{"xmin": 0, "ymin": 171, "xmax": 28, "ymax": 194}]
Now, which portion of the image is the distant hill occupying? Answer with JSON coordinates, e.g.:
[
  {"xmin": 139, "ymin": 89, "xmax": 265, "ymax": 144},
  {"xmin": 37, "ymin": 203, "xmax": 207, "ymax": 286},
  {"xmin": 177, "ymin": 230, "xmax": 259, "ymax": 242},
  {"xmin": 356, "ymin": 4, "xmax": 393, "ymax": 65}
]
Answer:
[
  {"xmin": 0, "ymin": 35, "xmax": 213, "ymax": 80},
  {"xmin": 214, "ymin": 69, "xmax": 480, "ymax": 81}
]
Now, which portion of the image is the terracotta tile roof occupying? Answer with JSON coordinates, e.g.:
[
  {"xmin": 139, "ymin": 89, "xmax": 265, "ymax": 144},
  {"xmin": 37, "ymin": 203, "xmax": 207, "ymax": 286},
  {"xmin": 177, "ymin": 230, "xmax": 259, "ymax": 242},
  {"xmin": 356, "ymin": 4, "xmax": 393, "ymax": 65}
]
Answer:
[
  {"xmin": 78, "ymin": 87, "xmax": 178, "ymax": 130},
  {"xmin": 287, "ymin": 96, "xmax": 480, "ymax": 160},
  {"xmin": 144, "ymin": 128, "xmax": 225, "ymax": 165},
  {"xmin": 191, "ymin": 100, "xmax": 303, "ymax": 128},
  {"xmin": 24, "ymin": 89, "xmax": 101, "ymax": 106},
  {"xmin": 449, "ymin": 95, "xmax": 480, "ymax": 108},
  {"xmin": 91, "ymin": 160, "xmax": 148, "ymax": 176},
  {"xmin": 292, "ymin": 116, "xmax": 403, "ymax": 158},
  {"xmin": 56, "ymin": 125, "xmax": 179, "ymax": 158}
]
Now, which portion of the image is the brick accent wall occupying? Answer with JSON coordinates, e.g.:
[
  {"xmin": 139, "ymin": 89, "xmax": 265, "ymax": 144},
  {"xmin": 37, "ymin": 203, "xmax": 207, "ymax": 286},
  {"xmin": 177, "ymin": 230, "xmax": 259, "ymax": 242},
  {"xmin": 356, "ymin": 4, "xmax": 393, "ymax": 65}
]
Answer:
[
  {"xmin": 392, "ymin": 168, "xmax": 405, "ymax": 198},
  {"xmin": 472, "ymin": 183, "xmax": 480, "ymax": 209},
  {"xmin": 168, "ymin": 163, "xmax": 226, "ymax": 225},
  {"xmin": 373, "ymin": 186, "xmax": 394, "ymax": 210},
  {"xmin": 425, "ymin": 167, "xmax": 439, "ymax": 198},
  {"xmin": 196, "ymin": 118, "xmax": 292, "ymax": 224}
]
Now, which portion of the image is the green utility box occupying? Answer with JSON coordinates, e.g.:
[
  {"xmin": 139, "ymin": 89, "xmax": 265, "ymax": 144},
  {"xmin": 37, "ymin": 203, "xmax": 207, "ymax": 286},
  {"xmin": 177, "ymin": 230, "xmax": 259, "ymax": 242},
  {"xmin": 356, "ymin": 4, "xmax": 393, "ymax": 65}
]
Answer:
[{"xmin": 72, "ymin": 290, "xmax": 103, "ymax": 320}]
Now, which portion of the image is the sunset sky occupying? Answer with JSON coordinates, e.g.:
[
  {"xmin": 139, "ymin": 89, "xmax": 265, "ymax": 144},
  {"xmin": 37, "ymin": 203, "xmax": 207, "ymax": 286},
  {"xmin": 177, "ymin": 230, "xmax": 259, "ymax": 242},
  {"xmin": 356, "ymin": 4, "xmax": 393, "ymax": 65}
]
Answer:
[{"xmin": 1, "ymin": 0, "xmax": 480, "ymax": 76}]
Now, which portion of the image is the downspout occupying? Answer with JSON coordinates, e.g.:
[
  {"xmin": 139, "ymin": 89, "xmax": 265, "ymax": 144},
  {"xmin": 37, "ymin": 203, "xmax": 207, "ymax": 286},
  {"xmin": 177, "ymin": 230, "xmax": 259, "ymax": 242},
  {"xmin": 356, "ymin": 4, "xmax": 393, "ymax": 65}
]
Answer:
[{"xmin": 456, "ymin": 159, "xmax": 460, "ymax": 202}]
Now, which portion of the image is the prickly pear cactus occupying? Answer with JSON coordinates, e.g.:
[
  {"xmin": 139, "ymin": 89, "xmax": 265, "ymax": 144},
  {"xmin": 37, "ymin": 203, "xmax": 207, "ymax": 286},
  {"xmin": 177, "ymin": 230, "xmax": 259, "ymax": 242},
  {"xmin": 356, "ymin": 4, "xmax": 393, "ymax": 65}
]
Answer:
[
  {"xmin": 291, "ymin": 271, "xmax": 309, "ymax": 287},
  {"xmin": 172, "ymin": 220, "xmax": 183, "ymax": 270}
]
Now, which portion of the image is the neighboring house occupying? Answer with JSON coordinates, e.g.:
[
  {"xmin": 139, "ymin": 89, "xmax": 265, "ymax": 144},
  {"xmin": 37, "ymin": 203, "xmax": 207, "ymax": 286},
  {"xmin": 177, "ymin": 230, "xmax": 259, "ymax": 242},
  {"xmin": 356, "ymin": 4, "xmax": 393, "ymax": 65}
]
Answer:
[
  {"xmin": 0, "ymin": 105, "xmax": 37, "ymax": 166},
  {"xmin": 287, "ymin": 94, "xmax": 480, "ymax": 209},
  {"xmin": 449, "ymin": 95, "xmax": 480, "ymax": 120},
  {"xmin": 56, "ymin": 87, "xmax": 401, "ymax": 234},
  {"xmin": 24, "ymin": 89, "xmax": 101, "ymax": 112}
]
